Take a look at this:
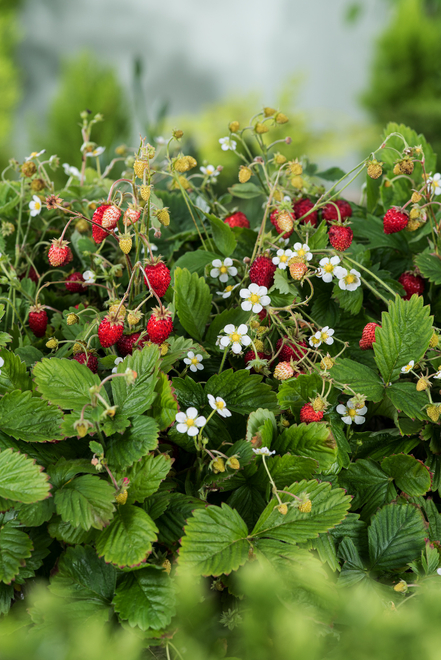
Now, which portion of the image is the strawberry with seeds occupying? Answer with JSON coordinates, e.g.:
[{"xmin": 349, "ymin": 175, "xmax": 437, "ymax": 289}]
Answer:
[
  {"xmin": 147, "ymin": 307, "xmax": 173, "ymax": 344},
  {"xmin": 224, "ymin": 212, "xmax": 250, "ymax": 229},
  {"xmin": 143, "ymin": 259, "xmax": 171, "ymax": 297},
  {"xmin": 328, "ymin": 225, "xmax": 353, "ymax": 251},
  {"xmin": 98, "ymin": 312, "xmax": 124, "ymax": 348},
  {"xmin": 29, "ymin": 305, "xmax": 48, "ymax": 338},
  {"xmin": 359, "ymin": 322, "xmax": 381, "ymax": 350},
  {"xmin": 249, "ymin": 256, "xmax": 276, "ymax": 288},
  {"xmin": 383, "ymin": 207, "xmax": 409, "ymax": 234},
  {"xmin": 48, "ymin": 239, "xmax": 72, "ymax": 267}
]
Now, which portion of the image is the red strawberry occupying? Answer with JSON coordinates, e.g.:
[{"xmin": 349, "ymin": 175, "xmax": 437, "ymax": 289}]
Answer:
[
  {"xmin": 65, "ymin": 272, "xmax": 85, "ymax": 293},
  {"xmin": 102, "ymin": 205, "xmax": 121, "ymax": 229},
  {"xmin": 143, "ymin": 261, "xmax": 171, "ymax": 297},
  {"xmin": 73, "ymin": 352, "xmax": 98, "ymax": 373},
  {"xmin": 98, "ymin": 315, "xmax": 124, "ymax": 348},
  {"xmin": 323, "ymin": 199, "xmax": 352, "ymax": 223},
  {"xmin": 147, "ymin": 307, "xmax": 173, "ymax": 344},
  {"xmin": 398, "ymin": 272, "xmax": 425, "ymax": 300},
  {"xmin": 123, "ymin": 206, "xmax": 141, "ymax": 225},
  {"xmin": 116, "ymin": 332, "xmax": 149, "ymax": 357},
  {"xmin": 92, "ymin": 204, "xmax": 112, "ymax": 244},
  {"xmin": 328, "ymin": 225, "xmax": 353, "ymax": 251},
  {"xmin": 300, "ymin": 403, "xmax": 324, "ymax": 424},
  {"xmin": 293, "ymin": 198, "xmax": 318, "ymax": 227},
  {"xmin": 29, "ymin": 306, "xmax": 48, "ymax": 338},
  {"xmin": 20, "ymin": 266, "xmax": 39, "ymax": 283},
  {"xmin": 249, "ymin": 256, "xmax": 276, "ymax": 288},
  {"xmin": 383, "ymin": 208, "xmax": 409, "ymax": 234},
  {"xmin": 359, "ymin": 322, "xmax": 381, "ymax": 350},
  {"xmin": 48, "ymin": 239, "xmax": 71, "ymax": 267},
  {"xmin": 276, "ymin": 337, "xmax": 307, "ymax": 362},
  {"xmin": 270, "ymin": 209, "xmax": 295, "ymax": 239},
  {"xmin": 224, "ymin": 212, "xmax": 250, "ymax": 229}
]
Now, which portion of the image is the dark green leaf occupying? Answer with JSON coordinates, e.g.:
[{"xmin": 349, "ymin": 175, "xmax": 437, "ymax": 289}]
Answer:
[
  {"xmin": 0, "ymin": 391, "xmax": 63, "ymax": 442},
  {"xmin": 206, "ymin": 214, "xmax": 237, "ymax": 257},
  {"xmin": 206, "ymin": 369, "xmax": 278, "ymax": 414},
  {"xmin": 107, "ymin": 416, "xmax": 159, "ymax": 469},
  {"xmin": 381, "ymin": 454, "xmax": 431, "ymax": 496},
  {"xmin": 0, "ymin": 349, "xmax": 31, "ymax": 395},
  {"xmin": 331, "ymin": 358, "xmax": 384, "ymax": 402},
  {"xmin": 368, "ymin": 503, "xmax": 426, "ymax": 571},
  {"xmin": 95, "ymin": 505, "xmax": 158, "ymax": 568},
  {"xmin": 33, "ymin": 357, "xmax": 104, "ymax": 411},
  {"xmin": 0, "ymin": 448, "xmax": 51, "ymax": 503},
  {"xmin": 54, "ymin": 475, "xmax": 115, "ymax": 530},
  {"xmin": 174, "ymin": 267, "xmax": 212, "ymax": 341},
  {"xmin": 112, "ymin": 344, "xmax": 159, "ymax": 416}
]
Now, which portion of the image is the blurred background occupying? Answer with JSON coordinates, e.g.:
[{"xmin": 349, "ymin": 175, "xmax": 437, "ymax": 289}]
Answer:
[{"xmin": 1, "ymin": 0, "xmax": 441, "ymax": 187}]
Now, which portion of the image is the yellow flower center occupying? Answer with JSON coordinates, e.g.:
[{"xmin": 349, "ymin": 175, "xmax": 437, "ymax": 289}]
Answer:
[
  {"xmin": 30, "ymin": 152, "xmax": 38, "ymax": 157},
  {"xmin": 280, "ymin": 255, "xmax": 288, "ymax": 262},
  {"xmin": 191, "ymin": 358, "xmax": 199, "ymax": 365},
  {"xmin": 35, "ymin": 202, "xmax": 41, "ymax": 209},
  {"xmin": 321, "ymin": 332, "xmax": 329, "ymax": 341},
  {"xmin": 216, "ymin": 400, "xmax": 225, "ymax": 409},
  {"xmin": 348, "ymin": 408, "xmax": 357, "ymax": 418},
  {"xmin": 231, "ymin": 332, "xmax": 241, "ymax": 343},
  {"xmin": 225, "ymin": 285, "xmax": 233, "ymax": 292},
  {"xmin": 249, "ymin": 294, "xmax": 260, "ymax": 304},
  {"xmin": 311, "ymin": 336, "xmax": 320, "ymax": 346},
  {"xmin": 324, "ymin": 263, "xmax": 333, "ymax": 273},
  {"xmin": 220, "ymin": 265, "xmax": 228, "ymax": 274},
  {"xmin": 345, "ymin": 274, "xmax": 356, "ymax": 284},
  {"xmin": 297, "ymin": 249, "xmax": 306, "ymax": 257},
  {"xmin": 404, "ymin": 364, "xmax": 412, "ymax": 372},
  {"xmin": 433, "ymin": 180, "xmax": 440, "ymax": 188},
  {"xmin": 186, "ymin": 418, "xmax": 195, "ymax": 427}
]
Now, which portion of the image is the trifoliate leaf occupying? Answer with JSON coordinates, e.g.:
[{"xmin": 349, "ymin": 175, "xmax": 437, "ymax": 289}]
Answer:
[{"xmin": 33, "ymin": 357, "xmax": 106, "ymax": 411}]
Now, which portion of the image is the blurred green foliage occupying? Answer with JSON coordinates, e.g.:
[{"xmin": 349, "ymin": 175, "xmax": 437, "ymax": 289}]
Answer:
[
  {"xmin": 1, "ymin": 564, "xmax": 441, "ymax": 660},
  {"xmin": 362, "ymin": 0, "xmax": 441, "ymax": 160},
  {"xmin": 33, "ymin": 52, "xmax": 130, "ymax": 175},
  {"xmin": 0, "ymin": 1, "xmax": 21, "ymax": 168}
]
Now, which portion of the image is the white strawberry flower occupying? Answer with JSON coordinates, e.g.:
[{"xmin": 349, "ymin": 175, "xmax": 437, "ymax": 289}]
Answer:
[
  {"xmin": 337, "ymin": 399, "xmax": 367, "ymax": 425},
  {"xmin": 175, "ymin": 407, "xmax": 207, "ymax": 437},
  {"xmin": 401, "ymin": 360, "xmax": 414, "ymax": 373},
  {"xmin": 240, "ymin": 283, "xmax": 271, "ymax": 313},
  {"xmin": 219, "ymin": 324, "xmax": 251, "ymax": 354},
  {"xmin": 63, "ymin": 163, "xmax": 81, "ymax": 178},
  {"xmin": 319, "ymin": 326, "xmax": 334, "ymax": 345},
  {"xmin": 316, "ymin": 256, "xmax": 341, "ymax": 283},
  {"xmin": 25, "ymin": 149, "xmax": 45, "ymax": 161},
  {"xmin": 272, "ymin": 248, "xmax": 293, "ymax": 270},
  {"xmin": 308, "ymin": 332, "xmax": 322, "ymax": 348},
  {"xmin": 292, "ymin": 242, "xmax": 312, "ymax": 261},
  {"xmin": 207, "ymin": 394, "xmax": 231, "ymax": 418},
  {"xmin": 83, "ymin": 270, "xmax": 96, "ymax": 284},
  {"xmin": 277, "ymin": 236, "xmax": 290, "ymax": 247},
  {"xmin": 216, "ymin": 283, "xmax": 239, "ymax": 299},
  {"xmin": 29, "ymin": 195, "xmax": 42, "ymax": 217},
  {"xmin": 433, "ymin": 371, "xmax": 441, "ymax": 379},
  {"xmin": 86, "ymin": 146, "xmax": 106, "ymax": 158},
  {"xmin": 427, "ymin": 172, "xmax": 441, "ymax": 196},
  {"xmin": 219, "ymin": 137, "xmax": 237, "ymax": 151},
  {"xmin": 200, "ymin": 164, "xmax": 220, "ymax": 182},
  {"xmin": 184, "ymin": 351, "xmax": 204, "ymax": 372},
  {"xmin": 334, "ymin": 266, "xmax": 361, "ymax": 291},
  {"xmin": 437, "ymin": 568, "xmax": 441, "ymax": 576},
  {"xmin": 112, "ymin": 357, "xmax": 124, "ymax": 373},
  {"xmin": 210, "ymin": 258, "xmax": 238, "ymax": 283},
  {"xmin": 252, "ymin": 447, "xmax": 276, "ymax": 456},
  {"xmin": 0, "ymin": 355, "xmax": 4, "ymax": 375}
]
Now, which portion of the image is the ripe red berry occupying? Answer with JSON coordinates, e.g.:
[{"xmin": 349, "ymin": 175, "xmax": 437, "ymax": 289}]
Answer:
[
  {"xmin": 102, "ymin": 205, "xmax": 121, "ymax": 229},
  {"xmin": 249, "ymin": 256, "xmax": 276, "ymax": 288},
  {"xmin": 383, "ymin": 208, "xmax": 409, "ymax": 234},
  {"xmin": 270, "ymin": 209, "xmax": 295, "ymax": 239},
  {"xmin": 143, "ymin": 261, "xmax": 171, "ymax": 297},
  {"xmin": 328, "ymin": 225, "xmax": 353, "ymax": 251},
  {"xmin": 20, "ymin": 266, "xmax": 39, "ymax": 283},
  {"xmin": 224, "ymin": 212, "xmax": 250, "ymax": 229},
  {"xmin": 276, "ymin": 337, "xmax": 307, "ymax": 362},
  {"xmin": 398, "ymin": 272, "xmax": 425, "ymax": 300},
  {"xmin": 359, "ymin": 322, "xmax": 381, "ymax": 350},
  {"xmin": 73, "ymin": 352, "xmax": 98, "ymax": 373},
  {"xmin": 92, "ymin": 204, "xmax": 112, "ymax": 244},
  {"xmin": 116, "ymin": 332, "xmax": 149, "ymax": 357},
  {"xmin": 323, "ymin": 199, "xmax": 352, "ymax": 223},
  {"xmin": 65, "ymin": 272, "xmax": 85, "ymax": 293},
  {"xmin": 48, "ymin": 239, "xmax": 72, "ymax": 267},
  {"xmin": 98, "ymin": 316, "xmax": 124, "ymax": 348},
  {"xmin": 29, "ymin": 307, "xmax": 48, "ymax": 338},
  {"xmin": 300, "ymin": 403, "xmax": 324, "ymax": 424},
  {"xmin": 293, "ymin": 198, "xmax": 318, "ymax": 227},
  {"xmin": 147, "ymin": 308, "xmax": 173, "ymax": 344}
]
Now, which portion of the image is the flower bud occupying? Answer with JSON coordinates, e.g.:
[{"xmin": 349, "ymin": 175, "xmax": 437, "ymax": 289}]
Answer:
[
  {"xmin": 145, "ymin": 144, "xmax": 156, "ymax": 159},
  {"xmin": 73, "ymin": 419, "xmax": 93, "ymax": 438},
  {"xmin": 393, "ymin": 580, "xmax": 408, "ymax": 593},
  {"xmin": 311, "ymin": 396, "xmax": 327, "ymax": 412},
  {"xmin": 67, "ymin": 313, "xmax": 79, "ymax": 326},
  {"xmin": 173, "ymin": 129, "xmax": 184, "ymax": 139},
  {"xmin": 255, "ymin": 122, "xmax": 269, "ymax": 134},
  {"xmin": 46, "ymin": 338, "xmax": 58, "ymax": 349},
  {"xmin": 320, "ymin": 356, "xmax": 335, "ymax": 371},
  {"xmin": 124, "ymin": 368, "xmax": 137, "ymax": 385},
  {"xmin": 229, "ymin": 121, "xmax": 240, "ymax": 132},
  {"xmin": 31, "ymin": 178, "xmax": 45, "ymax": 192},
  {"xmin": 115, "ymin": 144, "xmax": 127, "ymax": 156},
  {"xmin": 275, "ymin": 112, "xmax": 288, "ymax": 124},
  {"xmin": 288, "ymin": 161, "xmax": 303, "ymax": 176},
  {"xmin": 239, "ymin": 166, "xmax": 252, "ymax": 183}
]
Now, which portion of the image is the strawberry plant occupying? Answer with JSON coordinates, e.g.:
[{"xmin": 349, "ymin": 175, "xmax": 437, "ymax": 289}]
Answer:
[{"xmin": 1, "ymin": 110, "xmax": 441, "ymax": 653}]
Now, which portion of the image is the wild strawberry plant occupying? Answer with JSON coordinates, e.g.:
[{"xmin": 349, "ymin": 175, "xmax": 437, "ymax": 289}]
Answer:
[{"xmin": 1, "ymin": 111, "xmax": 441, "ymax": 647}]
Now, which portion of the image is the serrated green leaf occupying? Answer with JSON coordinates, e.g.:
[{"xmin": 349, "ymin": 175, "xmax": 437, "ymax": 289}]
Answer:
[
  {"xmin": 331, "ymin": 358, "xmax": 384, "ymax": 402},
  {"xmin": 33, "ymin": 357, "xmax": 105, "ymax": 411},
  {"xmin": 160, "ymin": 336, "xmax": 202, "ymax": 373},
  {"xmin": 49, "ymin": 545, "xmax": 116, "ymax": 612},
  {"xmin": 178, "ymin": 503, "xmax": 249, "ymax": 576},
  {"xmin": 48, "ymin": 516, "xmax": 98, "ymax": 545},
  {"xmin": 387, "ymin": 382, "xmax": 428, "ymax": 420},
  {"xmin": 14, "ymin": 346, "xmax": 43, "ymax": 367},
  {"xmin": 373, "ymin": 296, "xmax": 433, "ymax": 383},
  {"xmin": 246, "ymin": 409, "xmax": 277, "ymax": 443},
  {"xmin": 150, "ymin": 372, "xmax": 178, "ymax": 431},
  {"xmin": 0, "ymin": 522, "xmax": 33, "ymax": 584},
  {"xmin": 0, "ymin": 448, "xmax": 51, "ymax": 503},
  {"xmin": 333, "ymin": 284, "xmax": 363, "ymax": 315},
  {"xmin": 206, "ymin": 214, "xmax": 237, "ymax": 257},
  {"xmin": 338, "ymin": 459, "xmax": 396, "ymax": 519},
  {"xmin": 174, "ymin": 267, "xmax": 212, "ymax": 341},
  {"xmin": 0, "ymin": 391, "xmax": 63, "ymax": 442},
  {"xmin": 113, "ymin": 566, "xmax": 176, "ymax": 631},
  {"xmin": 307, "ymin": 220, "xmax": 329, "ymax": 250},
  {"xmin": 205, "ymin": 369, "xmax": 278, "ymax": 414},
  {"xmin": 0, "ymin": 583, "xmax": 13, "ymax": 614},
  {"xmin": 251, "ymin": 480, "xmax": 351, "ymax": 544},
  {"xmin": 54, "ymin": 475, "xmax": 115, "ymax": 530},
  {"xmin": 107, "ymin": 416, "xmax": 159, "ymax": 469},
  {"xmin": 272, "ymin": 269, "xmax": 298, "ymax": 296},
  {"xmin": 368, "ymin": 503, "xmax": 426, "ymax": 571},
  {"xmin": 111, "ymin": 344, "xmax": 159, "ymax": 416},
  {"xmin": 264, "ymin": 454, "xmax": 318, "ymax": 489},
  {"xmin": 316, "ymin": 166, "xmax": 346, "ymax": 181},
  {"xmin": 156, "ymin": 493, "xmax": 206, "ymax": 546},
  {"xmin": 95, "ymin": 505, "xmax": 158, "ymax": 568},
  {"xmin": 125, "ymin": 454, "xmax": 172, "ymax": 504},
  {"xmin": 15, "ymin": 499, "xmax": 55, "ymax": 526},
  {"xmin": 272, "ymin": 423, "xmax": 338, "ymax": 472},
  {"xmin": 226, "ymin": 485, "xmax": 266, "ymax": 531},
  {"xmin": 0, "ymin": 349, "xmax": 31, "ymax": 395},
  {"xmin": 414, "ymin": 250, "xmax": 441, "ymax": 285},
  {"xmin": 171, "ymin": 250, "xmax": 219, "ymax": 276},
  {"xmin": 381, "ymin": 454, "xmax": 431, "ymax": 496},
  {"xmin": 277, "ymin": 372, "xmax": 323, "ymax": 414}
]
